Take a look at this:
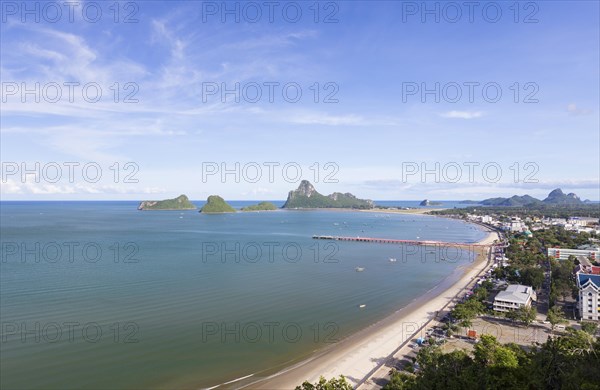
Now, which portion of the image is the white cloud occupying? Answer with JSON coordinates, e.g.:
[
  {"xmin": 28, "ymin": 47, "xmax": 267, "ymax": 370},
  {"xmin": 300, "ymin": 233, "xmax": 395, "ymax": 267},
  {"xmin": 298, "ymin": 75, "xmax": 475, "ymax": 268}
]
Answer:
[
  {"xmin": 288, "ymin": 113, "xmax": 365, "ymax": 126},
  {"xmin": 567, "ymin": 103, "xmax": 593, "ymax": 116},
  {"xmin": 0, "ymin": 181, "xmax": 166, "ymax": 196},
  {"xmin": 241, "ymin": 187, "xmax": 273, "ymax": 196},
  {"xmin": 0, "ymin": 179, "xmax": 24, "ymax": 194},
  {"xmin": 441, "ymin": 111, "xmax": 484, "ymax": 119}
]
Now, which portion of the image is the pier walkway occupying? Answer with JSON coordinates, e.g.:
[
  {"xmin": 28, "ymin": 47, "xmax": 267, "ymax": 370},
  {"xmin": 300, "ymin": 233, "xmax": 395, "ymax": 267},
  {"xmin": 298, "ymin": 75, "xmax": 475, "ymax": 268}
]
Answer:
[{"xmin": 312, "ymin": 235, "xmax": 489, "ymax": 247}]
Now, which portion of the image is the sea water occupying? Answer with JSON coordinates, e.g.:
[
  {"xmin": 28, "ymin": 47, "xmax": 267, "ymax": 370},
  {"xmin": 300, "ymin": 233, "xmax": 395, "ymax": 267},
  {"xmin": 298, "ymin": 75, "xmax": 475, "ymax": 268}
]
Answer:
[{"xmin": 0, "ymin": 201, "xmax": 486, "ymax": 389}]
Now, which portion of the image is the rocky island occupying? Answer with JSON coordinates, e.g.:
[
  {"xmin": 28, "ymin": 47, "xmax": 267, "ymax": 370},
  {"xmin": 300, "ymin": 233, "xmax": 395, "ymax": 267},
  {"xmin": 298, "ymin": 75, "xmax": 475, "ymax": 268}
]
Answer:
[
  {"xmin": 419, "ymin": 199, "xmax": 442, "ymax": 206},
  {"xmin": 200, "ymin": 195, "xmax": 236, "ymax": 213},
  {"xmin": 240, "ymin": 202, "xmax": 278, "ymax": 211},
  {"xmin": 138, "ymin": 194, "xmax": 196, "ymax": 210},
  {"xmin": 282, "ymin": 180, "xmax": 374, "ymax": 209}
]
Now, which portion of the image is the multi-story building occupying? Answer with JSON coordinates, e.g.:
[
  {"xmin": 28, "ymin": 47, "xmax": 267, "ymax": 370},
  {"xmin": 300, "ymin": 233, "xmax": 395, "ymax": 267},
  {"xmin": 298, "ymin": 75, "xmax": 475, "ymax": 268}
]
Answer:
[
  {"xmin": 568, "ymin": 217, "xmax": 600, "ymax": 227},
  {"xmin": 577, "ymin": 274, "xmax": 600, "ymax": 321},
  {"xmin": 547, "ymin": 247, "xmax": 600, "ymax": 262},
  {"xmin": 493, "ymin": 284, "xmax": 536, "ymax": 312}
]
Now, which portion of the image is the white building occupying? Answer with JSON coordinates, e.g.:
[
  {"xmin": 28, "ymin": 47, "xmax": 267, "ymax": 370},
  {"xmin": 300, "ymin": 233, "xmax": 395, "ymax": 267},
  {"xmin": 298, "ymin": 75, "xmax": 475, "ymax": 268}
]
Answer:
[
  {"xmin": 547, "ymin": 248, "xmax": 600, "ymax": 262},
  {"xmin": 493, "ymin": 284, "xmax": 536, "ymax": 312},
  {"xmin": 480, "ymin": 215, "xmax": 493, "ymax": 224},
  {"xmin": 568, "ymin": 217, "xmax": 600, "ymax": 227},
  {"xmin": 577, "ymin": 274, "xmax": 600, "ymax": 321},
  {"xmin": 501, "ymin": 221, "xmax": 527, "ymax": 233}
]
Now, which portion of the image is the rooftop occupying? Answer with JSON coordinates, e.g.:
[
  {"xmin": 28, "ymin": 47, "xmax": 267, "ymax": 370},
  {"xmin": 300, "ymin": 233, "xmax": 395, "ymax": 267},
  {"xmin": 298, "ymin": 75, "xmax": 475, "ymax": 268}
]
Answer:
[
  {"xmin": 495, "ymin": 284, "xmax": 534, "ymax": 304},
  {"xmin": 578, "ymin": 274, "xmax": 600, "ymax": 289},
  {"xmin": 577, "ymin": 256, "xmax": 593, "ymax": 267},
  {"xmin": 575, "ymin": 265, "xmax": 600, "ymax": 275}
]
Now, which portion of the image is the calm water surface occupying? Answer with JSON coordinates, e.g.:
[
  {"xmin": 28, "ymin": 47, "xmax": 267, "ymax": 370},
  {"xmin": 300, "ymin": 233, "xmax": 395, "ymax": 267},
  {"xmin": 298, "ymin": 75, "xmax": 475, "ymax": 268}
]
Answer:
[{"xmin": 0, "ymin": 202, "xmax": 485, "ymax": 389}]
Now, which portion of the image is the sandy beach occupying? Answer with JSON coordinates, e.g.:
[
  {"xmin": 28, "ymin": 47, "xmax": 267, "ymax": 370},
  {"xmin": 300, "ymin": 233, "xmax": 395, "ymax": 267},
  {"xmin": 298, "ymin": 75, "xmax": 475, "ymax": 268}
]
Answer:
[
  {"xmin": 360, "ymin": 208, "xmax": 444, "ymax": 215},
  {"xmin": 243, "ymin": 229, "xmax": 499, "ymax": 390}
]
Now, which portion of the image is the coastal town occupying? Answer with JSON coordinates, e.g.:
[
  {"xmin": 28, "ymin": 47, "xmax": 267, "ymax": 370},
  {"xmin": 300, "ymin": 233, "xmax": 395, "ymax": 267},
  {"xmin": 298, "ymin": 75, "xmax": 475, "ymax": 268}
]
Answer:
[
  {"xmin": 366, "ymin": 210, "xmax": 599, "ymax": 389},
  {"xmin": 296, "ymin": 208, "xmax": 600, "ymax": 390},
  {"xmin": 2, "ymin": 0, "xmax": 598, "ymax": 389}
]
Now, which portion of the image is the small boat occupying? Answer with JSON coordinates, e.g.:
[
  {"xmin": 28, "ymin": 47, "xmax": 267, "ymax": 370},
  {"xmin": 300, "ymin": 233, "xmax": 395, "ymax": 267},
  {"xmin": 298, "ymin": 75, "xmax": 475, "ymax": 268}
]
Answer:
[
  {"xmin": 389, "ymin": 258, "xmax": 397, "ymax": 263},
  {"xmin": 359, "ymin": 304, "xmax": 366, "ymax": 308},
  {"xmin": 355, "ymin": 267, "xmax": 365, "ymax": 272}
]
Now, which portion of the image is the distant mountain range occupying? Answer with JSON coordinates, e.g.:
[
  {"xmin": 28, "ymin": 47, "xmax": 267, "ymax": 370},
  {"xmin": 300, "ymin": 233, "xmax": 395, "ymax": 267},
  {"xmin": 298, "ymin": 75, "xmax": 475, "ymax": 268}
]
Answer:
[
  {"xmin": 139, "ymin": 187, "xmax": 592, "ymax": 213},
  {"xmin": 282, "ymin": 180, "xmax": 374, "ymax": 209},
  {"xmin": 473, "ymin": 188, "xmax": 585, "ymax": 207}
]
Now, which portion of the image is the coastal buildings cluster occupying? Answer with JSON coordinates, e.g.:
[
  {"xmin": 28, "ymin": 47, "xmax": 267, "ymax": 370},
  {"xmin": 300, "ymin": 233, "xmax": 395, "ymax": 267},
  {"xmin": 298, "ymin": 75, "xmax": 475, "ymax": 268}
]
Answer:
[
  {"xmin": 465, "ymin": 212, "xmax": 600, "ymax": 323},
  {"xmin": 467, "ymin": 214, "xmax": 600, "ymax": 235}
]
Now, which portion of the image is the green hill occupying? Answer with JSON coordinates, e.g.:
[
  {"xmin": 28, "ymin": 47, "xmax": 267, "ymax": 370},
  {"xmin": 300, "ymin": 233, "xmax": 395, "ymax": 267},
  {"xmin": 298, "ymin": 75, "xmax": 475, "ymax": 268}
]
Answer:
[
  {"xmin": 481, "ymin": 194, "xmax": 542, "ymax": 207},
  {"xmin": 282, "ymin": 180, "xmax": 374, "ymax": 209},
  {"xmin": 240, "ymin": 202, "xmax": 278, "ymax": 211},
  {"xmin": 138, "ymin": 195, "xmax": 196, "ymax": 210},
  {"xmin": 200, "ymin": 195, "xmax": 236, "ymax": 213},
  {"xmin": 477, "ymin": 189, "xmax": 584, "ymax": 207}
]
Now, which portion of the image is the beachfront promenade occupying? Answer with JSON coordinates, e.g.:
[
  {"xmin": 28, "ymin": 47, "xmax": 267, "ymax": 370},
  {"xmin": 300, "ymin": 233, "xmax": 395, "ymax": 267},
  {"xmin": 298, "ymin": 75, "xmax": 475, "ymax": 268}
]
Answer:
[{"xmin": 312, "ymin": 235, "xmax": 489, "ymax": 247}]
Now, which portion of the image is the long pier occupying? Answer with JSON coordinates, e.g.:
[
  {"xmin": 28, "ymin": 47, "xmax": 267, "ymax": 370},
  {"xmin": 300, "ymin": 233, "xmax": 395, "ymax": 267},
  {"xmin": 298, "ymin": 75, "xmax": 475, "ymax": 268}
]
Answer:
[{"xmin": 312, "ymin": 235, "xmax": 489, "ymax": 247}]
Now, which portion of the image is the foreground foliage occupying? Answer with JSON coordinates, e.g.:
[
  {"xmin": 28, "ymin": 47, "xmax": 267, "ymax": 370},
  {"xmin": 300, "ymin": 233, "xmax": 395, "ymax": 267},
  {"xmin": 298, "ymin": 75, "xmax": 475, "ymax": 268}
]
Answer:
[
  {"xmin": 383, "ymin": 331, "xmax": 600, "ymax": 390},
  {"xmin": 295, "ymin": 375, "xmax": 353, "ymax": 390}
]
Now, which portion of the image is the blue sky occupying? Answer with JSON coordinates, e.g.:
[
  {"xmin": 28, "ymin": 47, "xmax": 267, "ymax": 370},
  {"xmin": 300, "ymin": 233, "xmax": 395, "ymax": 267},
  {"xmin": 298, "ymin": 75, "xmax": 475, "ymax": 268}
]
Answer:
[{"xmin": 1, "ymin": 0, "xmax": 599, "ymax": 201}]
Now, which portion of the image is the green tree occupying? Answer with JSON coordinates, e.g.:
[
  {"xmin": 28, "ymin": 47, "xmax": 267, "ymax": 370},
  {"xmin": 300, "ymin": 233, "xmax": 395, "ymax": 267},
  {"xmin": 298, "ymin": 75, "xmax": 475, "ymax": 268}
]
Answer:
[
  {"xmin": 547, "ymin": 305, "xmax": 567, "ymax": 332},
  {"xmin": 295, "ymin": 376, "xmax": 352, "ymax": 390},
  {"xmin": 530, "ymin": 330, "xmax": 600, "ymax": 389},
  {"xmin": 451, "ymin": 298, "xmax": 484, "ymax": 333},
  {"xmin": 505, "ymin": 305, "xmax": 536, "ymax": 327},
  {"xmin": 383, "ymin": 370, "xmax": 416, "ymax": 390},
  {"xmin": 520, "ymin": 267, "xmax": 544, "ymax": 290},
  {"xmin": 515, "ymin": 305, "xmax": 537, "ymax": 327},
  {"xmin": 474, "ymin": 335, "xmax": 519, "ymax": 368},
  {"xmin": 580, "ymin": 321, "xmax": 598, "ymax": 336},
  {"xmin": 416, "ymin": 348, "xmax": 479, "ymax": 389}
]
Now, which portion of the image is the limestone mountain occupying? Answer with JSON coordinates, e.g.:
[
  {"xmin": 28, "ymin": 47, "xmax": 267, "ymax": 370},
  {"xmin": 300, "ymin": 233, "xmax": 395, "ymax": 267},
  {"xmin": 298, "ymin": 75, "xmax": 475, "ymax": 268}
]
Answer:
[
  {"xmin": 543, "ymin": 188, "xmax": 583, "ymax": 205},
  {"xmin": 282, "ymin": 180, "xmax": 374, "ymax": 209}
]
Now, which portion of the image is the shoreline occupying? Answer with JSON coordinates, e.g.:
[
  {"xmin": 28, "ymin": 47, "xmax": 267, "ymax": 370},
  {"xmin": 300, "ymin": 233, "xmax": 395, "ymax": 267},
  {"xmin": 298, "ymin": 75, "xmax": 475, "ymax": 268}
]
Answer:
[
  {"xmin": 360, "ymin": 207, "xmax": 444, "ymax": 215},
  {"xmin": 239, "ymin": 228, "xmax": 498, "ymax": 390}
]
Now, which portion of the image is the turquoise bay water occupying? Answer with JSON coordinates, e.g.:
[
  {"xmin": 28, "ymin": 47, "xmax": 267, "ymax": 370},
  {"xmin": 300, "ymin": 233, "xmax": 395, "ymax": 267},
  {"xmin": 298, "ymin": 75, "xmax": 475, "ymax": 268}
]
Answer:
[{"xmin": 0, "ymin": 202, "xmax": 485, "ymax": 389}]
